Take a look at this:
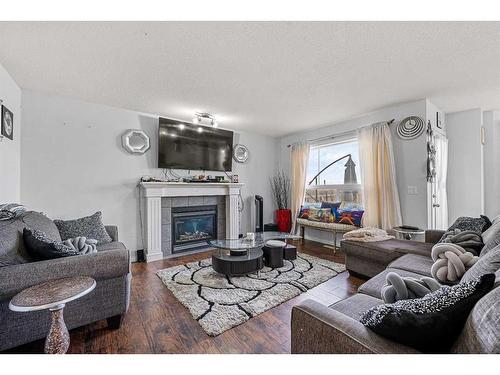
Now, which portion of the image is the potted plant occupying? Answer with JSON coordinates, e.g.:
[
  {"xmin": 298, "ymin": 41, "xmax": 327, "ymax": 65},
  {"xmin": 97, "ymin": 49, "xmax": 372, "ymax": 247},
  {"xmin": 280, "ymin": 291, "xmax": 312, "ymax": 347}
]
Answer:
[{"xmin": 270, "ymin": 170, "xmax": 292, "ymax": 232}]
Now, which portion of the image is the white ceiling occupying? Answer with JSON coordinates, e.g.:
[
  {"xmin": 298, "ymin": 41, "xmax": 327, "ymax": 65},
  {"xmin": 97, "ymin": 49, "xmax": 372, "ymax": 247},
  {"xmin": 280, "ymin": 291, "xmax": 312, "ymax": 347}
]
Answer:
[{"xmin": 0, "ymin": 22, "xmax": 499, "ymax": 137}]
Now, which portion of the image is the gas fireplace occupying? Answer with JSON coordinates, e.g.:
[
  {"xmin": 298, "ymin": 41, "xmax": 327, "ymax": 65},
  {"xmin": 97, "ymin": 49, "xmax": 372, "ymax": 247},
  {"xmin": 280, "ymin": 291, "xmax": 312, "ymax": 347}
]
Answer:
[{"xmin": 171, "ymin": 205, "xmax": 217, "ymax": 254}]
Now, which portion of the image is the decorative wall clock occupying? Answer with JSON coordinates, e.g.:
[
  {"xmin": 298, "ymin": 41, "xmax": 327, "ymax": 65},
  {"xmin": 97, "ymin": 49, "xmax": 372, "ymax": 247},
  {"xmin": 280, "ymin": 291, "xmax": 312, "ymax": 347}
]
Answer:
[{"xmin": 396, "ymin": 116, "xmax": 425, "ymax": 140}]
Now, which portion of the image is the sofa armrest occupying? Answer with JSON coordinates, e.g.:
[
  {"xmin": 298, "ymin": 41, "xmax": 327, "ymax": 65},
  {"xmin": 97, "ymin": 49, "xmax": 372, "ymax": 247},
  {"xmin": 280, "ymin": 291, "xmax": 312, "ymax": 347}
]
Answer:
[
  {"xmin": 425, "ymin": 230, "xmax": 445, "ymax": 244},
  {"xmin": 291, "ymin": 299, "xmax": 419, "ymax": 354},
  {"xmin": 0, "ymin": 248, "xmax": 130, "ymax": 300},
  {"xmin": 105, "ymin": 225, "xmax": 119, "ymax": 242}
]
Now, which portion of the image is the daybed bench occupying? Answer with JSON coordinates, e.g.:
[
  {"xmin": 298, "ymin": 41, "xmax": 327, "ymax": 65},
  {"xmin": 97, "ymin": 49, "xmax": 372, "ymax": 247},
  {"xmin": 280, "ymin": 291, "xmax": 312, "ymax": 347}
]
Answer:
[{"xmin": 296, "ymin": 218, "xmax": 357, "ymax": 252}]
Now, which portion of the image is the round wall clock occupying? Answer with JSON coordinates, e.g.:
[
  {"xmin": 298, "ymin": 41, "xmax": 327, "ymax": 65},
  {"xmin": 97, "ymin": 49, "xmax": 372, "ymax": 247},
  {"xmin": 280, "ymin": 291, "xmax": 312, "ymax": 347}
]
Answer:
[{"xmin": 233, "ymin": 144, "xmax": 249, "ymax": 163}]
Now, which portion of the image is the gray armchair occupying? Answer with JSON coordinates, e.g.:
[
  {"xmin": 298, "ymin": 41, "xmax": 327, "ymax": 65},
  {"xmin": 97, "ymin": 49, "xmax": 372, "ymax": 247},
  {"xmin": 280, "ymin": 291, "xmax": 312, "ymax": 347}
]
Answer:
[{"xmin": 0, "ymin": 212, "xmax": 131, "ymax": 351}]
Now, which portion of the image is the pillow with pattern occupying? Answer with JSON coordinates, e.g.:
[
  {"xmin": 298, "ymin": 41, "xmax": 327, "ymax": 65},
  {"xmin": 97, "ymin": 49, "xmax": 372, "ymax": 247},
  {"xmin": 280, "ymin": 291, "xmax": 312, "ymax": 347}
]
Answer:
[
  {"xmin": 447, "ymin": 216, "xmax": 491, "ymax": 234},
  {"xmin": 320, "ymin": 201, "xmax": 341, "ymax": 218},
  {"xmin": 360, "ymin": 273, "xmax": 495, "ymax": 353},
  {"xmin": 23, "ymin": 227, "xmax": 80, "ymax": 260},
  {"xmin": 54, "ymin": 211, "xmax": 112, "ymax": 245},
  {"xmin": 308, "ymin": 208, "xmax": 335, "ymax": 223},
  {"xmin": 335, "ymin": 210, "xmax": 364, "ymax": 227}
]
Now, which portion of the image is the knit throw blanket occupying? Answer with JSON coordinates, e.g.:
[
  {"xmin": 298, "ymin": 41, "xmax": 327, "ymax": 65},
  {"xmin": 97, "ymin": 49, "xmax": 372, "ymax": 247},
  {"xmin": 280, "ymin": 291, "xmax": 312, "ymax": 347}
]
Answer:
[
  {"xmin": 438, "ymin": 229, "xmax": 483, "ymax": 256},
  {"xmin": 62, "ymin": 237, "xmax": 98, "ymax": 255},
  {"xmin": 0, "ymin": 203, "xmax": 27, "ymax": 221},
  {"xmin": 343, "ymin": 227, "xmax": 394, "ymax": 242}
]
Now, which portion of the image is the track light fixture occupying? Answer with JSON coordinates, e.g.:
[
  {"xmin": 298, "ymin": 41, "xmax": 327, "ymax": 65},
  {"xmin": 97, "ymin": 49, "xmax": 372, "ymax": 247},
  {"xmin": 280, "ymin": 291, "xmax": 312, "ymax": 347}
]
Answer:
[{"xmin": 192, "ymin": 112, "xmax": 218, "ymax": 128}]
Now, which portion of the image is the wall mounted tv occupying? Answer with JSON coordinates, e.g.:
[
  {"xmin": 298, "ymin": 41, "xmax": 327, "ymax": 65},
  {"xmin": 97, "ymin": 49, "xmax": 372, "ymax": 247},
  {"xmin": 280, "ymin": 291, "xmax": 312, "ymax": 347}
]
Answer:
[{"xmin": 158, "ymin": 117, "xmax": 233, "ymax": 171}]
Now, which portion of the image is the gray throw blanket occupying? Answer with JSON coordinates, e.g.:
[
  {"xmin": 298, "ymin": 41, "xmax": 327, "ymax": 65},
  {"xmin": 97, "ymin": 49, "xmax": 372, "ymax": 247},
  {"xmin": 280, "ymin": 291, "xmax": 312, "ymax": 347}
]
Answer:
[
  {"xmin": 0, "ymin": 203, "xmax": 27, "ymax": 221},
  {"xmin": 439, "ymin": 229, "xmax": 483, "ymax": 255},
  {"xmin": 62, "ymin": 236, "xmax": 98, "ymax": 255}
]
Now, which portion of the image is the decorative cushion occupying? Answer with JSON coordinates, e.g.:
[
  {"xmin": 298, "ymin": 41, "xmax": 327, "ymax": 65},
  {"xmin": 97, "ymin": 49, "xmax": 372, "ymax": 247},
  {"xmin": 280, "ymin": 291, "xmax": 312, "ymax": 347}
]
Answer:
[
  {"xmin": 298, "ymin": 208, "xmax": 312, "ymax": 219},
  {"xmin": 22, "ymin": 211, "xmax": 62, "ymax": 242},
  {"xmin": 320, "ymin": 201, "xmax": 341, "ymax": 218},
  {"xmin": 360, "ymin": 274, "xmax": 496, "ymax": 353},
  {"xmin": 23, "ymin": 228, "xmax": 80, "ymax": 260},
  {"xmin": 335, "ymin": 210, "xmax": 364, "ymax": 227},
  {"xmin": 307, "ymin": 208, "xmax": 335, "ymax": 223},
  {"xmin": 381, "ymin": 271, "xmax": 441, "ymax": 303},
  {"xmin": 431, "ymin": 243, "xmax": 478, "ymax": 283},
  {"xmin": 447, "ymin": 216, "xmax": 491, "ymax": 235},
  {"xmin": 481, "ymin": 216, "xmax": 500, "ymax": 255},
  {"xmin": 461, "ymin": 244, "xmax": 500, "ymax": 283},
  {"xmin": 54, "ymin": 211, "xmax": 112, "ymax": 244}
]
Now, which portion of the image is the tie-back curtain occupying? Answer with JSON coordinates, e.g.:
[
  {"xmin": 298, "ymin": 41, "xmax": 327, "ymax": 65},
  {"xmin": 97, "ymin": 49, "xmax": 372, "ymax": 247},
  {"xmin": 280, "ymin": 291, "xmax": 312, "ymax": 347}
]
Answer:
[
  {"xmin": 290, "ymin": 142, "xmax": 310, "ymax": 233},
  {"xmin": 358, "ymin": 122, "xmax": 402, "ymax": 230}
]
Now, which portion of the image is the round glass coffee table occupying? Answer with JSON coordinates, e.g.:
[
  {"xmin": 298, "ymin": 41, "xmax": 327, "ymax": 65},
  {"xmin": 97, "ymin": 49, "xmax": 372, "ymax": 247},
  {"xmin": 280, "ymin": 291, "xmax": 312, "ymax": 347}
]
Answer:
[{"xmin": 209, "ymin": 232, "xmax": 300, "ymax": 276}]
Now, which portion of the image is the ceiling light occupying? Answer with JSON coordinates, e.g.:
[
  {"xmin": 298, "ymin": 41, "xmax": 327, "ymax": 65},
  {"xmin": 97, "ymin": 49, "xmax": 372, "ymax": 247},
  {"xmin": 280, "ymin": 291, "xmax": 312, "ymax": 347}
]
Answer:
[{"xmin": 193, "ymin": 112, "xmax": 219, "ymax": 128}]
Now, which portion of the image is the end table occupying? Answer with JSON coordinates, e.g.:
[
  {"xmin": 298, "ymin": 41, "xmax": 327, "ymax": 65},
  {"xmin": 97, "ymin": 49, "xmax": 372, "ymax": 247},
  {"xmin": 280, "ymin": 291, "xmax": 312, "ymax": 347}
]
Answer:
[{"xmin": 9, "ymin": 276, "xmax": 96, "ymax": 354}]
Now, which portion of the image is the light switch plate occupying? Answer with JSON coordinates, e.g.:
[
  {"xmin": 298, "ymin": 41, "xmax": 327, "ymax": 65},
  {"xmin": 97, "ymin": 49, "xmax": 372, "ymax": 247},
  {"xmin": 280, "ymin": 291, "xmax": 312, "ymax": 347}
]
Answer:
[{"xmin": 408, "ymin": 186, "xmax": 418, "ymax": 195}]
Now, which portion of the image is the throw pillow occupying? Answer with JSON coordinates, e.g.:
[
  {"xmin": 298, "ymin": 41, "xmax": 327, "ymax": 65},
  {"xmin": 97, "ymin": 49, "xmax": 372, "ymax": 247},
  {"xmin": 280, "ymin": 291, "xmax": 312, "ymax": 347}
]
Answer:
[
  {"xmin": 480, "ymin": 216, "xmax": 500, "ymax": 255},
  {"xmin": 23, "ymin": 228, "xmax": 80, "ymax": 260},
  {"xmin": 360, "ymin": 273, "xmax": 495, "ymax": 353},
  {"xmin": 299, "ymin": 207, "xmax": 311, "ymax": 219},
  {"xmin": 335, "ymin": 210, "xmax": 364, "ymax": 227},
  {"xmin": 447, "ymin": 216, "xmax": 491, "ymax": 234},
  {"xmin": 461, "ymin": 244, "xmax": 500, "ymax": 283},
  {"xmin": 54, "ymin": 211, "xmax": 112, "ymax": 244},
  {"xmin": 308, "ymin": 208, "xmax": 335, "ymax": 223},
  {"xmin": 320, "ymin": 201, "xmax": 341, "ymax": 218}
]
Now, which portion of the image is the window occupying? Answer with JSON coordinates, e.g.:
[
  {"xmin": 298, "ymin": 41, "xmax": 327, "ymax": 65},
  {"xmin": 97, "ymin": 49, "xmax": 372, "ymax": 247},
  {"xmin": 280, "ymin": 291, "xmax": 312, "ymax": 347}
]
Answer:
[{"xmin": 305, "ymin": 138, "xmax": 362, "ymax": 204}]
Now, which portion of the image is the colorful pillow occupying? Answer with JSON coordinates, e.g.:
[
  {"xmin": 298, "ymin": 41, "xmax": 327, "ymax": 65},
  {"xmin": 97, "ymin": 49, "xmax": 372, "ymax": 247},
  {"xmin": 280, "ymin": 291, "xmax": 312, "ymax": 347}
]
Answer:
[
  {"xmin": 308, "ymin": 208, "xmax": 335, "ymax": 223},
  {"xmin": 320, "ymin": 201, "xmax": 341, "ymax": 219},
  {"xmin": 299, "ymin": 208, "xmax": 311, "ymax": 219},
  {"xmin": 299, "ymin": 202, "xmax": 322, "ymax": 219},
  {"xmin": 336, "ymin": 210, "xmax": 364, "ymax": 227}
]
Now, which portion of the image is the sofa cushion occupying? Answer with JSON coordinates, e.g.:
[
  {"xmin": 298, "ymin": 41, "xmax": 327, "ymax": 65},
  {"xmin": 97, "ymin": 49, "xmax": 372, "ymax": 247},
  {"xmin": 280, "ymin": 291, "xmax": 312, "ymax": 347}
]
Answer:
[
  {"xmin": 343, "ymin": 239, "xmax": 433, "ymax": 258},
  {"xmin": 23, "ymin": 228, "xmax": 80, "ymax": 260},
  {"xmin": 22, "ymin": 211, "xmax": 61, "ymax": 242},
  {"xmin": 96, "ymin": 241, "xmax": 126, "ymax": 251},
  {"xmin": 447, "ymin": 216, "xmax": 491, "ymax": 235},
  {"xmin": 462, "ymin": 244, "xmax": 500, "ymax": 283},
  {"xmin": 388, "ymin": 254, "xmax": 434, "ymax": 277},
  {"xmin": 0, "ymin": 219, "xmax": 26, "ymax": 258},
  {"xmin": 481, "ymin": 216, "xmax": 500, "ymax": 255},
  {"xmin": 54, "ymin": 211, "xmax": 112, "ymax": 244},
  {"xmin": 358, "ymin": 268, "xmax": 425, "ymax": 299},
  {"xmin": 329, "ymin": 293, "xmax": 383, "ymax": 321},
  {"xmin": 360, "ymin": 274, "xmax": 495, "ymax": 353},
  {"xmin": 451, "ymin": 285, "xmax": 500, "ymax": 353}
]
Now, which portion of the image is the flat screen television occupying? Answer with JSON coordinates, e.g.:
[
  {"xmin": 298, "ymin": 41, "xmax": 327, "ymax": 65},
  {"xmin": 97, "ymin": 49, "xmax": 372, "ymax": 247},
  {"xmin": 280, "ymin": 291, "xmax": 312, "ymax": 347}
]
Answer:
[{"xmin": 158, "ymin": 117, "xmax": 233, "ymax": 171}]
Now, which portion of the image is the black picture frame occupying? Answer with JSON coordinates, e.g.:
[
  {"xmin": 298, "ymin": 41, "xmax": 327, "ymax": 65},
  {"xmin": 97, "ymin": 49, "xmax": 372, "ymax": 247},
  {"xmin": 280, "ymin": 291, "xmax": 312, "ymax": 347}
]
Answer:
[
  {"xmin": 1, "ymin": 105, "xmax": 14, "ymax": 140},
  {"xmin": 436, "ymin": 111, "xmax": 442, "ymax": 129}
]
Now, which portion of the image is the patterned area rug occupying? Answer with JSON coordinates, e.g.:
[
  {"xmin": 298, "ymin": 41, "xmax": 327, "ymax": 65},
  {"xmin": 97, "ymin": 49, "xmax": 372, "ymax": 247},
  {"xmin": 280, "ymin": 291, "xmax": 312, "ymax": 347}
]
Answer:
[{"xmin": 156, "ymin": 252, "xmax": 345, "ymax": 336}]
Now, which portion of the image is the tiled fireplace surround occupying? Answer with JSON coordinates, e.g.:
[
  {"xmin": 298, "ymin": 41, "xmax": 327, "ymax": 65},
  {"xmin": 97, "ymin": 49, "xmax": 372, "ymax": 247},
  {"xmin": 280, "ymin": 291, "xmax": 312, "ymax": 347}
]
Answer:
[
  {"xmin": 161, "ymin": 195, "xmax": 226, "ymax": 257},
  {"xmin": 140, "ymin": 182, "xmax": 243, "ymax": 262}
]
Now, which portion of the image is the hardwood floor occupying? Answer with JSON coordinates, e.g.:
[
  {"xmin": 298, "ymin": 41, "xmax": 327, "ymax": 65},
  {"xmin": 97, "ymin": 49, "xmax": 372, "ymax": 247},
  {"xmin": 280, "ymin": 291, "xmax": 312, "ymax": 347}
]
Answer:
[{"xmin": 6, "ymin": 239, "xmax": 365, "ymax": 354}]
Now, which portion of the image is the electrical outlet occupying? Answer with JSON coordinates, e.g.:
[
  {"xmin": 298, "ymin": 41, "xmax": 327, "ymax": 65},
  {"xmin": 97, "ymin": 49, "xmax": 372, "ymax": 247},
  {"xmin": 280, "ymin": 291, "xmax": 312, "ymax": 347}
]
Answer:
[{"xmin": 408, "ymin": 186, "xmax": 418, "ymax": 195}]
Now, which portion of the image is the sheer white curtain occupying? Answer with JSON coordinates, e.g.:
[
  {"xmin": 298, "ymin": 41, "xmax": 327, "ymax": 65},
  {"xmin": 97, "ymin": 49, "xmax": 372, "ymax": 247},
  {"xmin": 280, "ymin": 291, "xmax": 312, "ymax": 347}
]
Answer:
[
  {"xmin": 290, "ymin": 142, "xmax": 310, "ymax": 233},
  {"xmin": 358, "ymin": 122, "xmax": 402, "ymax": 230},
  {"xmin": 434, "ymin": 133, "xmax": 449, "ymax": 229}
]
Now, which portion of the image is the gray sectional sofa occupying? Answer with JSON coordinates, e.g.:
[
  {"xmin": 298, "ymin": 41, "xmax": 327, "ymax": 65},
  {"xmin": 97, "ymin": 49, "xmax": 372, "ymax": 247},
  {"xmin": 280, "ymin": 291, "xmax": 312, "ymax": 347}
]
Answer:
[
  {"xmin": 0, "ymin": 211, "xmax": 131, "ymax": 351},
  {"xmin": 291, "ymin": 229, "xmax": 500, "ymax": 354}
]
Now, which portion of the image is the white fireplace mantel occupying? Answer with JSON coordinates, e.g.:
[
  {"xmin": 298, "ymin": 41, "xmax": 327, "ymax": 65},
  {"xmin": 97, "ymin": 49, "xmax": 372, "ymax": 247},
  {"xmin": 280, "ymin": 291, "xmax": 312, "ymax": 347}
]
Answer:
[{"xmin": 140, "ymin": 182, "xmax": 243, "ymax": 262}]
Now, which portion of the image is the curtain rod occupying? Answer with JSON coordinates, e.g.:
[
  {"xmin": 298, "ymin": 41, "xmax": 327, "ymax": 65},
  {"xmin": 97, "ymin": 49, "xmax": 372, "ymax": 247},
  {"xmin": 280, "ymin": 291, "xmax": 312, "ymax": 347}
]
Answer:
[{"xmin": 286, "ymin": 118, "xmax": 395, "ymax": 148}]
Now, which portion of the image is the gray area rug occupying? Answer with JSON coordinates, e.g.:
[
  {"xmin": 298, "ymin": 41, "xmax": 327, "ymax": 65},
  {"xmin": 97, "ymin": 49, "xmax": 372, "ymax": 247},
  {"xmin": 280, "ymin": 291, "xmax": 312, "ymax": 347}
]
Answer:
[{"xmin": 156, "ymin": 253, "xmax": 345, "ymax": 336}]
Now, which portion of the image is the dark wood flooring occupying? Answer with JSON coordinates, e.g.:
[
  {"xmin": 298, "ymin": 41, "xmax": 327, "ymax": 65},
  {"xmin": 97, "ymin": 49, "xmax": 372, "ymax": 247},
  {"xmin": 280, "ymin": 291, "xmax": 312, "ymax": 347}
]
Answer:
[{"xmin": 6, "ymin": 239, "xmax": 365, "ymax": 354}]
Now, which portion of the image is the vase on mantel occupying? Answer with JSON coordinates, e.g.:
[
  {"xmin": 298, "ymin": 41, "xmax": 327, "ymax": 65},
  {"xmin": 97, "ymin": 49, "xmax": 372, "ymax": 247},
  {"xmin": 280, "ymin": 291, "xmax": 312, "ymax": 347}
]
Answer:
[{"xmin": 276, "ymin": 209, "xmax": 292, "ymax": 232}]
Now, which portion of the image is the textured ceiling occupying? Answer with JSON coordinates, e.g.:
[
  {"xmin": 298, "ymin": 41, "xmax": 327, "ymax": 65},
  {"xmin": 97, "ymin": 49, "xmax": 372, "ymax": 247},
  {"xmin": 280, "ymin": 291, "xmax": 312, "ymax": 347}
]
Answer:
[{"xmin": 0, "ymin": 22, "xmax": 499, "ymax": 137}]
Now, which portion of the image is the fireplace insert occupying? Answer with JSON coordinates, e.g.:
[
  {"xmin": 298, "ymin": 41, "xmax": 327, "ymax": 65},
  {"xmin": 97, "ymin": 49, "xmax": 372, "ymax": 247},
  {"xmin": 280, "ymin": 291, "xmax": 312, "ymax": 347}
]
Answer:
[{"xmin": 171, "ymin": 205, "xmax": 217, "ymax": 253}]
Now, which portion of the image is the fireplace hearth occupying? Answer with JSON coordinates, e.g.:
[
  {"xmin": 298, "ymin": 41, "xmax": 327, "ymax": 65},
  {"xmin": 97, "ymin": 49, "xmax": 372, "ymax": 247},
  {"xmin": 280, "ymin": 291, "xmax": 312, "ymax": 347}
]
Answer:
[{"xmin": 171, "ymin": 205, "xmax": 217, "ymax": 254}]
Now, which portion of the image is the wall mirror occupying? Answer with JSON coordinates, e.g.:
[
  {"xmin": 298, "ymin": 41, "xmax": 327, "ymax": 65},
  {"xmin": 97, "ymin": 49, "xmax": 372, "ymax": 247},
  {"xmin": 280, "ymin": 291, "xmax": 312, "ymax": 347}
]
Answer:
[
  {"xmin": 122, "ymin": 129, "xmax": 150, "ymax": 154},
  {"xmin": 233, "ymin": 144, "xmax": 249, "ymax": 163}
]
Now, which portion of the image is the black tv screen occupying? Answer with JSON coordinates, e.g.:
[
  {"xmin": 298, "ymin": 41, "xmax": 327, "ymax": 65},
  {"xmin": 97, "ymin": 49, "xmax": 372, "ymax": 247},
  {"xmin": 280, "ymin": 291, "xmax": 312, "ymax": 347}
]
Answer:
[{"xmin": 158, "ymin": 117, "xmax": 233, "ymax": 171}]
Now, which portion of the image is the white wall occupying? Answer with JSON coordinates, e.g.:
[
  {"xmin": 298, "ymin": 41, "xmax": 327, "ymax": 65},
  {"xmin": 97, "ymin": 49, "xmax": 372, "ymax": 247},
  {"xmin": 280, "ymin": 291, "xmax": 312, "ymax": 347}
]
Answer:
[
  {"xmin": 278, "ymin": 99, "xmax": 431, "ymax": 244},
  {"xmin": 21, "ymin": 90, "xmax": 277, "ymax": 259},
  {"xmin": 445, "ymin": 109, "xmax": 484, "ymax": 224},
  {"xmin": 0, "ymin": 63, "xmax": 22, "ymax": 202},
  {"xmin": 483, "ymin": 110, "xmax": 500, "ymax": 219}
]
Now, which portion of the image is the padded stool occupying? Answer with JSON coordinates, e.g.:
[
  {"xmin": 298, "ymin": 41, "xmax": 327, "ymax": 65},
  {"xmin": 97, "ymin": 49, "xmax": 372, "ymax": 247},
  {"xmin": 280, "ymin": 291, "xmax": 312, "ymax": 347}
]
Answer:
[
  {"xmin": 283, "ymin": 244, "xmax": 297, "ymax": 260},
  {"xmin": 262, "ymin": 240, "xmax": 286, "ymax": 268}
]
